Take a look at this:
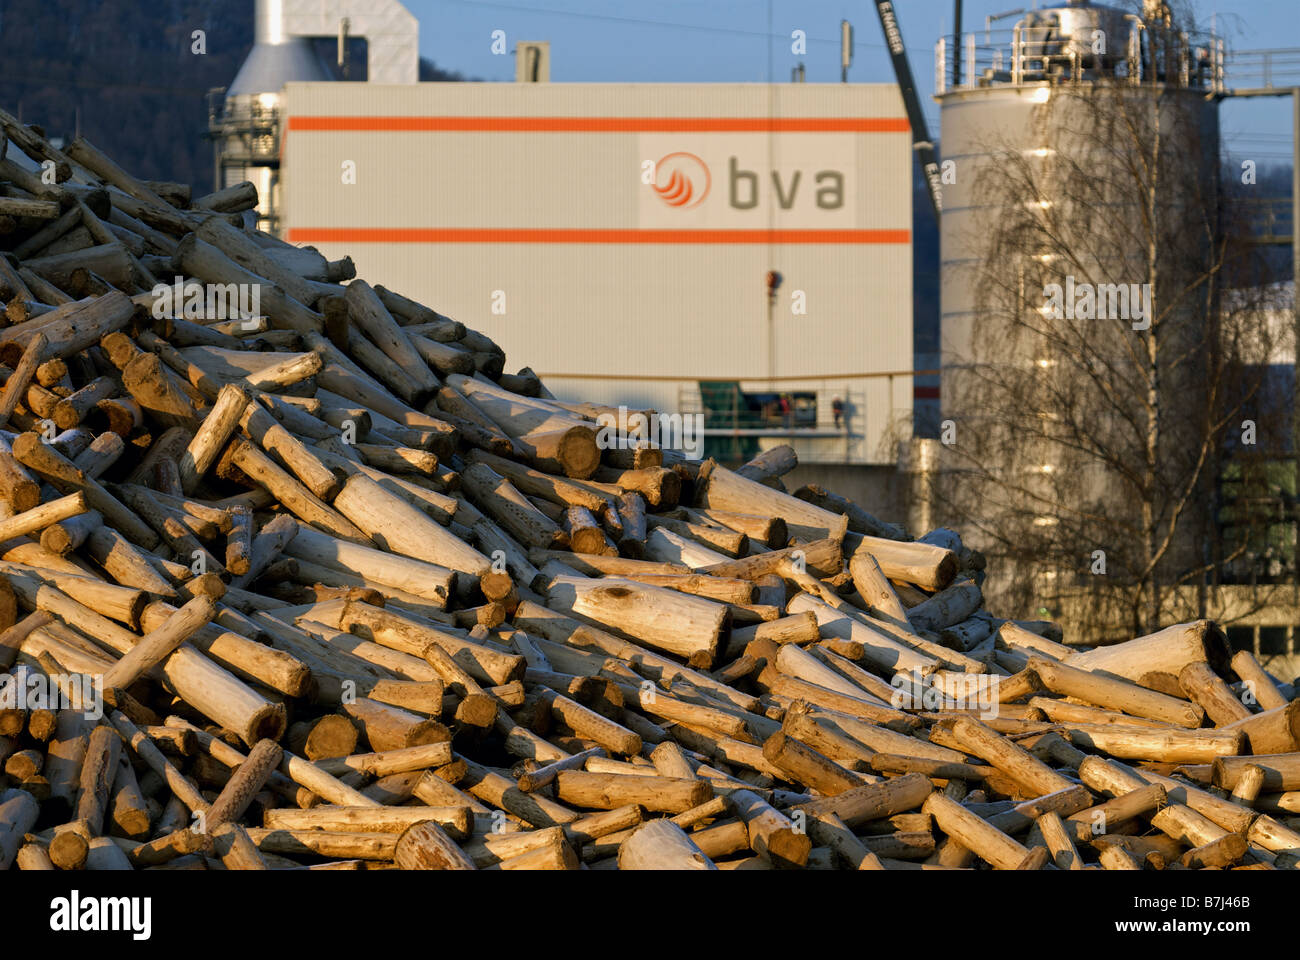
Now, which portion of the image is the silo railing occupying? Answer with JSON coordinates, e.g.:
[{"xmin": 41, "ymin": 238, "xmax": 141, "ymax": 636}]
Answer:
[
  {"xmin": 1225, "ymin": 49, "xmax": 1300, "ymax": 92},
  {"xmin": 937, "ymin": 25, "xmax": 1224, "ymax": 94}
]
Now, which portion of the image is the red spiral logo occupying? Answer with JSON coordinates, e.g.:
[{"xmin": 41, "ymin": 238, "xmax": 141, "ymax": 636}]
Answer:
[{"xmin": 653, "ymin": 152, "xmax": 710, "ymax": 209}]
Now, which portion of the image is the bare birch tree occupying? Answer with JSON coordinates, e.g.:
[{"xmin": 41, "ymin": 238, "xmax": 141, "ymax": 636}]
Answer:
[{"xmin": 935, "ymin": 56, "xmax": 1287, "ymax": 640}]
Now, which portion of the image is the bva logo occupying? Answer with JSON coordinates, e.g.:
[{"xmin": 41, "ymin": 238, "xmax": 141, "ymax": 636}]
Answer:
[{"xmin": 653, "ymin": 152, "xmax": 710, "ymax": 209}]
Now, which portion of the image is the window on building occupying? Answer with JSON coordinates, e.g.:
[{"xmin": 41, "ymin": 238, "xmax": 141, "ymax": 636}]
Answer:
[{"xmin": 1259, "ymin": 626, "xmax": 1289, "ymax": 657}]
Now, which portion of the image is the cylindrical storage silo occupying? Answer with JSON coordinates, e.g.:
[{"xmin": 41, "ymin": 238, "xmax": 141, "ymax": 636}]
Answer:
[{"xmin": 933, "ymin": 1, "xmax": 1224, "ymax": 631}]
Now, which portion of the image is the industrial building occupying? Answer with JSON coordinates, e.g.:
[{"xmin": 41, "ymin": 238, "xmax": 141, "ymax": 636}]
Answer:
[{"xmin": 210, "ymin": 0, "xmax": 916, "ymax": 493}]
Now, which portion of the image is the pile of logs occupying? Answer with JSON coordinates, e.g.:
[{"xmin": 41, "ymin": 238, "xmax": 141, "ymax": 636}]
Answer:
[{"xmin": 0, "ymin": 110, "xmax": 1297, "ymax": 872}]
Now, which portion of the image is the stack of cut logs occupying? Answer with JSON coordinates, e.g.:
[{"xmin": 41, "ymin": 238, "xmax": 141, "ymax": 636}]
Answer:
[{"xmin": 0, "ymin": 111, "xmax": 1296, "ymax": 872}]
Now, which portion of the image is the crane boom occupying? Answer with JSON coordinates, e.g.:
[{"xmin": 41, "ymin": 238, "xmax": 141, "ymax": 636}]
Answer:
[{"xmin": 872, "ymin": 0, "xmax": 942, "ymax": 223}]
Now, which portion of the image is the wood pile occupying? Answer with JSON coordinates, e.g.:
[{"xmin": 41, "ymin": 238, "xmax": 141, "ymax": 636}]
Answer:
[{"xmin": 0, "ymin": 112, "xmax": 1297, "ymax": 872}]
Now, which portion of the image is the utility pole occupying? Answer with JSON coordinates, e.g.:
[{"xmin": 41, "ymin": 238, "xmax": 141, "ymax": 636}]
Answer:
[
  {"xmin": 841, "ymin": 20, "xmax": 852, "ymax": 82},
  {"xmin": 953, "ymin": 0, "xmax": 963, "ymax": 88}
]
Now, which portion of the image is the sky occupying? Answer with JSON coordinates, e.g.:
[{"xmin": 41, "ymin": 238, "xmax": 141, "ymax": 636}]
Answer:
[{"xmin": 404, "ymin": 0, "xmax": 1300, "ymax": 168}]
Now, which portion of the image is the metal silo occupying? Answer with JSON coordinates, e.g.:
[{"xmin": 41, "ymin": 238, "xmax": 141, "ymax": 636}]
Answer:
[
  {"xmin": 930, "ymin": 0, "xmax": 1226, "ymax": 628},
  {"xmin": 938, "ymin": 0, "xmax": 1222, "ymax": 390}
]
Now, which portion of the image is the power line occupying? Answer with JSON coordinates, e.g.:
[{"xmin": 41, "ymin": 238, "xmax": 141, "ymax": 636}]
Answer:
[{"xmin": 432, "ymin": 0, "xmax": 906, "ymax": 52}]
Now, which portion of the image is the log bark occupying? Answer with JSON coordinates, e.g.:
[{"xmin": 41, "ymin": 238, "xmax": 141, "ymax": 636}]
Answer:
[
  {"xmin": 729, "ymin": 787, "xmax": 811, "ymax": 868},
  {"xmin": 695, "ymin": 458, "xmax": 848, "ymax": 542},
  {"xmin": 544, "ymin": 574, "xmax": 727, "ymax": 666},
  {"xmin": 331, "ymin": 472, "xmax": 489, "ymax": 578},
  {"xmin": 1230, "ymin": 650, "xmax": 1289, "ymax": 711},
  {"xmin": 0, "ymin": 787, "xmax": 40, "ymax": 869},
  {"xmin": 1028, "ymin": 656, "xmax": 1205, "ymax": 728}
]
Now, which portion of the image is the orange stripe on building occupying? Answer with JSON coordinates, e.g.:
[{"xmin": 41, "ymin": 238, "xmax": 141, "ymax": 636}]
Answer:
[
  {"xmin": 287, "ymin": 116, "xmax": 910, "ymax": 133},
  {"xmin": 285, "ymin": 228, "xmax": 911, "ymax": 244}
]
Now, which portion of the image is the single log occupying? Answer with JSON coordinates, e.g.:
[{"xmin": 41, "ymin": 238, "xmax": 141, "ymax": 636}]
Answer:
[
  {"xmin": 1230, "ymin": 764, "xmax": 1267, "ymax": 807},
  {"xmin": 792, "ymin": 482, "xmax": 907, "ymax": 540},
  {"xmin": 342, "ymin": 697, "xmax": 450, "ymax": 753},
  {"xmin": 545, "ymin": 575, "xmax": 727, "ymax": 666},
  {"xmin": 489, "ymin": 828, "xmax": 580, "ymax": 870},
  {"xmin": 0, "ymin": 787, "xmax": 40, "ymax": 869},
  {"xmin": 762, "ymin": 731, "xmax": 862, "ymax": 795},
  {"xmin": 286, "ymin": 715, "xmax": 360, "ymax": 761},
  {"xmin": 393, "ymin": 819, "xmax": 477, "ymax": 870},
  {"xmin": 49, "ymin": 829, "xmax": 90, "ymax": 870},
  {"xmin": 849, "ymin": 543, "xmax": 912, "ymax": 630},
  {"xmin": 564, "ymin": 505, "xmax": 616, "ymax": 555},
  {"xmin": 554, "ymin": 770, "xmax": 712, "ymax": 814},
  {"xmin": 84, "ymin": 526, "xmax": 176, "ymax": 596},
  {"xmin": 101, "ymin": 595, "xmax": 217, "ymax": 694},
  {"xmin": 1063, "ymin": 724, "xmax": 1244, "ymax": 764},
  {"xmin": 0, "ymin": 434, "xmax": 40, "ymax": 512},
  {"xmin": 729, "ymin": 787, "xmax": 811, "ymax": 868},
  {"xmin": 331, "ymin": 472, "xmax": 489, "ymax": 578},
  {"xmin": 211, "ymin": 822, "xmax": 269, "ymax": 870},
  {"xmin": 533, "ymin": 687, "xmax": 640, "ymax": 756},
  {"xmin": 617, "ymin": 819, "xmax": 716, "ymax": 870},
  {"xmin": 1036, "ymin": 810, "xmax": 1083, "ymax": 870},
  {"xmin": 0, "ymin": 292, "xmax": 134, "ymax": 359},
  {"xmin": 1065, "ymin": 620, "xmax": 1221, "ymax": 684},
  {"xmin": 108, "ymin": 754, "xmax": 151, "ymax": 839},
  {"xmin": 514, "ymin": 425, "xmax": 600, "ymax": 479},
  {"xmin": 223, "ymin": 504, "xmax": 253, "ymax": 575},
  {"xmin": 1179, "ymin": 833, "xmax": 1249, "ymax": 869},
  {"xmin": 0, "ymin": 491, "xmax": 87, "ymax": 542},
  {"xmin": 15, "ymin": 843, "xmax": 55, "ymax": 870},
  {"xmin": 1212, "ymin": 753, "xmax": 1300, "ymax": 792},
  {"xmin": 793, "ymin": 772, "xmax": 933, "ymax": 827},
  {"xmin": 907, "ymin": 579, "xmax": 982, "ymax": 632},
  {"xmin": 695, "ymin": 458, "xmax": 848, "ymax": 542},
  {"xmin": 949, "ymin": 716, "xmax": 1077, "ymax": 797},
  {"xmin": 1178, "ymin": 660, "xmax": 1252, "ymax": 727},
  {"xmin": 0, "ymin": 332, "xmax": 46, "ymax": 427},
  {"xmin": 205, "ymin": 738, "xmax": 284, "ymax": 829},
  {"xmin": 1219, "ymin": 701, "xmax": 1300, "ymax": 755},
  {"xmin": 76, "ymin": 724, "xmax": 123, "ymax": 836},
  {"xmin": 923, "ymin": 791, "xmax": 1030, "ymax": 870},
  {"xmin": 1230, "ymin": 650, "xmax": 1289, "ymax": 711},
  {"xmin": 1028, "ymin": 656, "xmax": 1204, "ymax": 728}
]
